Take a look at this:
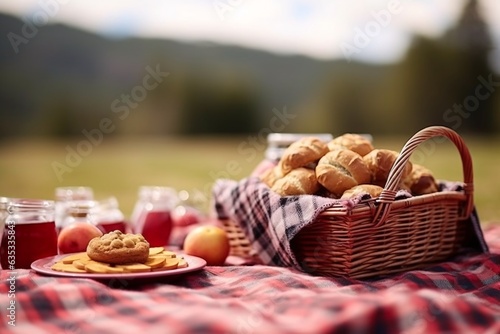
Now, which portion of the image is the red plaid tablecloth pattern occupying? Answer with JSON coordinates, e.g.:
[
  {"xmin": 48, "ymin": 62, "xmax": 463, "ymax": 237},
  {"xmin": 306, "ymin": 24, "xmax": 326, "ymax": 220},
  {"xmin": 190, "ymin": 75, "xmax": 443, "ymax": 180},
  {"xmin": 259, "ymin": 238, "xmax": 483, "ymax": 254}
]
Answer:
[{"xmin": 0, "ymin": 225, "xmax": 499, "ymax": 334}]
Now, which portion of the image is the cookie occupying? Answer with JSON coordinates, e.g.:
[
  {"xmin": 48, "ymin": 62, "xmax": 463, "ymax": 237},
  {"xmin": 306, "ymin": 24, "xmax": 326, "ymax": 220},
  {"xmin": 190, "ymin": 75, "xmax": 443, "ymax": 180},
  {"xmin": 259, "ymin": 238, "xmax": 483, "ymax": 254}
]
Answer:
[
  {"xmin": 86, "ymin": 230, "xmax": 150, "ymax": 265},
  {"xmin": 152, "ymin": 258, "xmax": 180, "ymax": 271},
  {"xmin": 51, "ymin": 262, "xmax": 87, "ymax": 273},
  {"xmin": 60, "ymin": 252, "xmax": 90, "ymax": 264},
  {"xmin": 85, "ymin": 261, "xmax": 125, "ymax": 274},
  {"xmin": 50, "ymin": 247, "xmax": 186, "ymax": 274},
  {"xmin": 116, "ymin": 263, "xmax": 151, "ymax": 273}
]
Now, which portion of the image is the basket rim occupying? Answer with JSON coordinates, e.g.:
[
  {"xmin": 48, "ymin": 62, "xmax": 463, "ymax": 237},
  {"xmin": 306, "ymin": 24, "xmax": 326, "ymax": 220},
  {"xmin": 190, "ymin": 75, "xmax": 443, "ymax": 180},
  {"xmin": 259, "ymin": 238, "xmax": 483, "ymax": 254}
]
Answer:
[{"xmin": 319, "ymin": 189, "xmax": 469, "ymax": 217}]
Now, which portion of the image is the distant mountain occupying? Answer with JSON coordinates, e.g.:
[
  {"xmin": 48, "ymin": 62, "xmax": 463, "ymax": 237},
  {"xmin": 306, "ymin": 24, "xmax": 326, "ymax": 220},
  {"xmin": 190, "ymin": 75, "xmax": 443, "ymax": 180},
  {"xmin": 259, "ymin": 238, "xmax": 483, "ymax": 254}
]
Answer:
[{"xmin": 0, "ymin": 13, "xmax": 397, "ymax": 137}]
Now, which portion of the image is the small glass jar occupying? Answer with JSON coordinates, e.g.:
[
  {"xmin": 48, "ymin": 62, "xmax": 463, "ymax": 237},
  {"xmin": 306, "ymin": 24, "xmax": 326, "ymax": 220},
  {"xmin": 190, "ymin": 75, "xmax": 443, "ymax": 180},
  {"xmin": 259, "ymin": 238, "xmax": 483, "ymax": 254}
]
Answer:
[
  {"xmin": 0, "ymin": 196, "xmax": 8, "ymax": 230},
  {"xmin": 55, "ymin": 186, "xmax": 94, "ymax": 231},
  {"xmin": 251, "ymin": 133, "xmax": 334, "ymax": 177},
  {"xmin": 132, "ymin": 186, "xmax": 178, "ymax": 247},
  {"xmin": 0, "ymin": 198, "xmax": 57, "ymax": 269},
  {"xmin": 55, "ymin": 186, "xmax": 94, "ymax": 202},
  {"xmin": 61, "ymin": 200, "xmax": 96, "ymax": 230},
  {"xmin": 0, "ymin": 197, "xmax": 9, "ymax": 257},
  {"xmin": 265, "ymin": 133, "xmax": 334, "ymax": 162},
  {"xmin": 170, "ymin": 190, "xmax": 206, "ymax": 247},
  {"xmin": 94, "ymin": 197, "xmax": 127, "ymax": 234}
]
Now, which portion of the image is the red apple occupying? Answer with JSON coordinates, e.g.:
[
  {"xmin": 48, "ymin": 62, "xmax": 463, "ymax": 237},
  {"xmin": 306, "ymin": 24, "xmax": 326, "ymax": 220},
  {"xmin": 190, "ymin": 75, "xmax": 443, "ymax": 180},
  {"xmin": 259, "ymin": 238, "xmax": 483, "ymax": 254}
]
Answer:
[
  {"xmin": 58, "ymin": 222, "xmax": 103, "ymax": 254},
  {"xmin": 183, "ymin": 225, "xmax": 230, "ymax": 266}
]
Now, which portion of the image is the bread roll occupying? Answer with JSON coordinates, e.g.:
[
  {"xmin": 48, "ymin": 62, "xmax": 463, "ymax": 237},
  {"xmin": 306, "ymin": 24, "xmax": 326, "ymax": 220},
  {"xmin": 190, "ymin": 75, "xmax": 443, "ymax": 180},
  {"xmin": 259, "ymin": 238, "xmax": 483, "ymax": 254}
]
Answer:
[
  {"xmin": 341, "ymin": 184, "xmax": 383, "ymax": 199},
  {"xmin": 279, "ymin": 137, "xmax": 329, "ymax": 175},
  {"xmin": 363, "ymin": 149, "xmax": 413, "ymax": 187},
  {"xmin": 403, "ymin": 164, "xmax": 438, "ymax": 195},
  {"xmin": 315, "ymin": 149, "xmax": 371, "ymax": 197},
  {"xmin": 327, "ymin": 133, "xmax": 374, "ymax": 157},
  {"xmin": 315, "ymin": 187, "xmax": 339, "ymax": 199},
  {"xmin": 397, "ymin": 182, "xmax": 412, "ymax": 193},
  {"xmin": 260, "ymin": 165, "xmax": 284, "ymax": 188},
  {"xmin": 271, "ymin": 167, "xmax": 319, "ymax": 196}
]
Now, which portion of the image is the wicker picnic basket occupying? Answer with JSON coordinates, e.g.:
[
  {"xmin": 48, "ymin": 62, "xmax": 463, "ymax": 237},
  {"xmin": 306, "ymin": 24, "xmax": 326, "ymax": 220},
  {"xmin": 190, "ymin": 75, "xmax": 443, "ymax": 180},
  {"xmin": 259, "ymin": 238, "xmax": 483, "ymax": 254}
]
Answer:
[{"xmin": 220, "ymin": 126, "xmax": 477, "ymax": 278}]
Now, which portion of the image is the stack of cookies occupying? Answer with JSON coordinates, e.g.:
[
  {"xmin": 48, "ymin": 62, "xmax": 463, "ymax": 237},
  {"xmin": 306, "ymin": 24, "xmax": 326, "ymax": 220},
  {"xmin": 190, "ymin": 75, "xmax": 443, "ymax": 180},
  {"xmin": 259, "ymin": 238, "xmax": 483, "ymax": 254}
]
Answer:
[
  {"xmin": 259, "ymin": 133, "xmax": 438, "ymax": 199},
  {"xmin": 51, "ymin": 230, "xmax": 187, "ymax": 274}
]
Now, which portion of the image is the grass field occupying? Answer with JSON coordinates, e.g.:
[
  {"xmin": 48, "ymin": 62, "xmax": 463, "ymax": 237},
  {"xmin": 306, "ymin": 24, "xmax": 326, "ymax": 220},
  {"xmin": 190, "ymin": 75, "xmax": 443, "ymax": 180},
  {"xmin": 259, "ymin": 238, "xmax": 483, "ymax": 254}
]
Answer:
[{"xmin": 1, "ymin": 134, "xmax": 499, "ymax": 225}]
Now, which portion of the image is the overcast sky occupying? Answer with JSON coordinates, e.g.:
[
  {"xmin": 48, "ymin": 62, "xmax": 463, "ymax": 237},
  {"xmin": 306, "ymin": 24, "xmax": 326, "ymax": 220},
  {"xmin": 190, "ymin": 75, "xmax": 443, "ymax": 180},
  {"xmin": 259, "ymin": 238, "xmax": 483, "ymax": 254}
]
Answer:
[{"xmin": 1, "ymin": 0, "xmax": 500, "ymax": 65}]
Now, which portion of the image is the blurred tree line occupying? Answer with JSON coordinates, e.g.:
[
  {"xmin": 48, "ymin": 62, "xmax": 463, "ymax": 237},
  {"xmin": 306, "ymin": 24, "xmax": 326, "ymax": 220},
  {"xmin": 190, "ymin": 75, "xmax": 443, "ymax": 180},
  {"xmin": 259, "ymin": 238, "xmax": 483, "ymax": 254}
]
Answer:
[
  {"xmin": 0, "ymin": 0, "xmax": 498, "ymax": 139},
  {"xmin": 309, "ymin": 0, "xmax": 499, "ymax": 136}
]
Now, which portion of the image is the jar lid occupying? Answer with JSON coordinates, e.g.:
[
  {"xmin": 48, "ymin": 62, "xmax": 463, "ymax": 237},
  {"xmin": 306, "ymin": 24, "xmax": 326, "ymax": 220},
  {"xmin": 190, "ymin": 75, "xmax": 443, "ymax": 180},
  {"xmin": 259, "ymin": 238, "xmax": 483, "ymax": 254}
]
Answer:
[
  {"xmin": 55, "ymin": 186, "xmax": 94, "ymax": 202},
  {"xmin": 7, "ymin": 198, "xmax": 55, "ymax": 213},
  {"xmin": 265, "ymin": 133, "xmax": 333, "ymax": 161},
  {"xmin": 267, "ymin": 133, "xmax": 333, "ymax": 147},
  {"xmin": 65, "ymin": 200, "xmax": 96, "ymax": 216},
  {"xmin": 138, "ymin": 186, "xmax": 179, "ymax": 208},
  {"xmin": 0, "ymin": 197, "xmax": 9, "ymax": 210}
]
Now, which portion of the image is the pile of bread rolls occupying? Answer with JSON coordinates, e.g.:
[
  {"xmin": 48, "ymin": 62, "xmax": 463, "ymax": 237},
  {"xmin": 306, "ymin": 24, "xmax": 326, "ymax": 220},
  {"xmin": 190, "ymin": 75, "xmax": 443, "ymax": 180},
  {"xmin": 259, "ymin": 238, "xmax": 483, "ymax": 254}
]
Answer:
[{"xmin": 259, "ymin": 133, "xmax": 439, "ymax": 199}]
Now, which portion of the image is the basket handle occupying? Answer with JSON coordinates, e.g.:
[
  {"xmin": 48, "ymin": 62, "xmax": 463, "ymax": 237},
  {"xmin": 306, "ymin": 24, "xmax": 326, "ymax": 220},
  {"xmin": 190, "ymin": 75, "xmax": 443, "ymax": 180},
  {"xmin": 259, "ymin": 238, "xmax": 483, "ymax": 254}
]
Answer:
[{"xmin": 373, "ymin": 126, "xmax": 474, "ymax": 226}]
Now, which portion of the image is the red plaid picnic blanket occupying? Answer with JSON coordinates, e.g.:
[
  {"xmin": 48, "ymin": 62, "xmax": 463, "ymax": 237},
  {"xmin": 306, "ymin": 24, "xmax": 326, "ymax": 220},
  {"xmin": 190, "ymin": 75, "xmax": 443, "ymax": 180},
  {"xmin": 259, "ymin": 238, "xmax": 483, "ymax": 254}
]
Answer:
[{"xmin": 0, "ymin": 226, "xmax": 498, "ymax": 333}]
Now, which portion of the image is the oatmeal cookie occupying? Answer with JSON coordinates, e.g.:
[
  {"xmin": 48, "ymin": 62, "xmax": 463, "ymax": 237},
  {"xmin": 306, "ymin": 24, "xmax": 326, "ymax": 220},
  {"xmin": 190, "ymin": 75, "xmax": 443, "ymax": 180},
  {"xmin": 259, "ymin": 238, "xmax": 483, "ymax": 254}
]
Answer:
[{"xmin": 86, "ymin": 230, "xmax": 150, "ymax": 264}]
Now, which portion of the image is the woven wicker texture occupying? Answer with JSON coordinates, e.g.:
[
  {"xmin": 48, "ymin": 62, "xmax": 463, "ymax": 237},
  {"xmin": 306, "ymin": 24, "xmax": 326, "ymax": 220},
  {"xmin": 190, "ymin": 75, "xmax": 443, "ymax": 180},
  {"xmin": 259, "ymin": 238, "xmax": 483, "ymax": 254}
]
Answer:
[
  {"xmin": 294, "ymin": 126, "xmax": 473, "ymax": 278},
  {"xmin": 222, "ymin": 126, "xmax": 476, "ymax": 278},
  {"xmin": 221, "ymin": 218, "xmax": 255, "ymax": 258}
]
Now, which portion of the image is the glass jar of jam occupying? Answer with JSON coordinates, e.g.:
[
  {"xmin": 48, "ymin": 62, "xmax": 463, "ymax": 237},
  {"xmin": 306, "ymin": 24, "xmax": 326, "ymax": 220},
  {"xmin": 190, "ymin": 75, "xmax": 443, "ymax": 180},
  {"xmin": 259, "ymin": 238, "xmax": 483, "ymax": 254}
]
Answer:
[
  {"xmin": 265, "ymin": 133, "xmax": 334, "ymax": 162},
  {"xmin": 0, "ymin": 197, "xmax": 8, "ymax": 229},
  {"xmin": 132, "ymin": 186, "xmax": 178, "ymax": 247},
  {"xmin": 61, "ymin": 200, "xmax": 95, "ymax": 230},
  {"xmin": 55, "ymin": 186, "xmax": 94, "ymax": 232},
  {"xmin": 94, "ymin": 197, "xmax": 127, "ymax": 234},
  {"xmin": 170, "ymin": 190, "xmax": 206, "ymax": 247},
  {"xmin": 60, "ymin": 198, "xmax": 127, "ymax": 234},
  {"xmin": 0, "ymin": 197, "xmax": 9, "ymax": 257},
  {"xmin": 251, "ymin": 133, "xmax": 334, "ymax": 177},
  {"xmin": 0, "ymin": 198, "xmax": 58, "ymax": 269}
]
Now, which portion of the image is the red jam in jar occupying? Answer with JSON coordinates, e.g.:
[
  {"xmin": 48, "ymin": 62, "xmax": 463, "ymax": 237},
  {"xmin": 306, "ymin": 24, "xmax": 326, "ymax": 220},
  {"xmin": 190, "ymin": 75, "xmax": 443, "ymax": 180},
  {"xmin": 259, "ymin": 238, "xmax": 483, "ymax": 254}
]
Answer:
[
  {"xmin": 133, "ymin": 186, "xmax": 178, "ymax": 247},
  {"xmin": 0, "ymin": 199, "xmax": 58, "ymax": 269},
  {"xmin": 139, "ymin": 210, "xmax": 173, "ymax": 247},
  {"xmin": 97, "ymin": 221, "xmax": 127, "ymax": 234},
  {"xmin": 94, "ymin": 197, "xmax": 128, "ymax": 234}
]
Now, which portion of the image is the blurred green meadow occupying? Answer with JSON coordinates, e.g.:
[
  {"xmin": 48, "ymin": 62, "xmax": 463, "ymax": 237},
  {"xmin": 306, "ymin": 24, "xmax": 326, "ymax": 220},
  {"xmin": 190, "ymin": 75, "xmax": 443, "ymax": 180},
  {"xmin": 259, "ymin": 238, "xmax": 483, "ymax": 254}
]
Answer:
[{"xmin": 1, "ymin": 135, "xmax": 499, "ymax": 225}]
